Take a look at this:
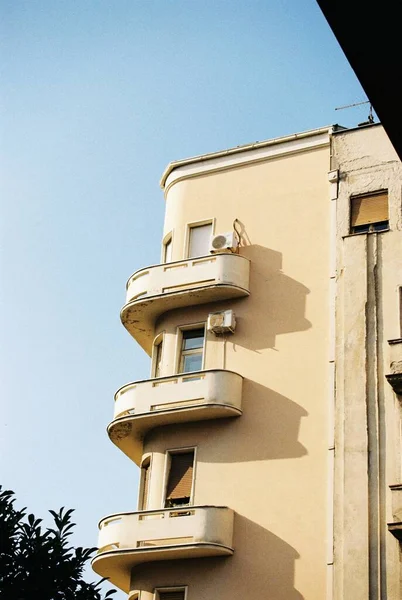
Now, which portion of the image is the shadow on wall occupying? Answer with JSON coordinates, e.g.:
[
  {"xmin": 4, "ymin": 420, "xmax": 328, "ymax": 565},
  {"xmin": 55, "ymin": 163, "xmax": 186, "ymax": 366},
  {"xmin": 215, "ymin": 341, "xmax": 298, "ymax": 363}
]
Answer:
[
  {"xmin": 130, "ymin": 514, "xmax": 304, "ymax": 599},
  {"xmin": 147, "ymin": 381, "xmax": 307, "ymax": 463},
  {"xmin": 235, "ymin": 243, "xmax": 311, "ymax": 351},
  {"xmin": 229, "ymin": 218, "xmax": 312, "ymax": 351}
]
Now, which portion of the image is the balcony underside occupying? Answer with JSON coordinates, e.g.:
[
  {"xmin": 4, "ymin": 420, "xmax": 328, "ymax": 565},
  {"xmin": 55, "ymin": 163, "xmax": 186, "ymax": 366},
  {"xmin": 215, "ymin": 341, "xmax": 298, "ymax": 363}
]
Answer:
[
  {"xmin": 388, "ymin": 521, "xmax": 402, "ymax": 541},
  {"xmin": 92, "ymin": 542, "xmax": 233, "ymax": 593},
  {"xmin": 108, "ymin": 402, "xmax": 242, "ymax": 465},
  {"xmin": 121, "ymin": 283, "xmax": 249, "ymax": 354},
  {"xmin": 386, "ymin": 373, "xmax": 402, "ymax": 396}
]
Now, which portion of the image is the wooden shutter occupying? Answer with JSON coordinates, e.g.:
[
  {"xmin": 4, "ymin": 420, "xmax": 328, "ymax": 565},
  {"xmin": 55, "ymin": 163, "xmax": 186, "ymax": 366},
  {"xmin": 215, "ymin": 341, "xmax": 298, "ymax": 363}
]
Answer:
[
  {"xmin": 141, "ymin": 463, "xmax": 150, "ymax": 509},
  {"xmin": 166, "ymin": 452, "xmax": 194, "ymax": 501},
  {"xmin": 350, "ymin": 192, "xmax": 388, "ymax": 227},
  {"xmin": 159, "ymin": 592, "xmax": 185, "ymax": 600}
]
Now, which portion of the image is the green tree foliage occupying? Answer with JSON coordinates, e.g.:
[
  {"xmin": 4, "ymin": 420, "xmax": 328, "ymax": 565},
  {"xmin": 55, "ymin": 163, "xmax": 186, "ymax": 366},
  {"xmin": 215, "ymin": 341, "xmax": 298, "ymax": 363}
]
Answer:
[{"xmin": 0, "ymin": 487, "xmax": 115, "ymax": 600}]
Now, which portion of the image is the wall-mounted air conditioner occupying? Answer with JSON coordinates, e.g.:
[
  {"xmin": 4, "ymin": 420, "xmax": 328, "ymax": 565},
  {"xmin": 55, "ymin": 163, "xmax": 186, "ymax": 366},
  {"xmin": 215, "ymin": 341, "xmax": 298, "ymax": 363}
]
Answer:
[
  {"xmin": 209, "ymin": 231, "xmax": 238, "ymax": 253},
  {"xmin": 207, "ymin": 310, "xmax": 236, "ymax": 334}
]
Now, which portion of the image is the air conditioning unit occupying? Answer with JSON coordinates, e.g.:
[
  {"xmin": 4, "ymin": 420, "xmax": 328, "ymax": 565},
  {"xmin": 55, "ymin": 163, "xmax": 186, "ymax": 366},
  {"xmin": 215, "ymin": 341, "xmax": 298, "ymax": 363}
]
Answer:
[
  {"xmin": 207, "ymin": 310, "xmax": 236, "ymax": 334},
  {"xmin": 209, "ymin": 231, "xmax": 238, "ymax": 253}
]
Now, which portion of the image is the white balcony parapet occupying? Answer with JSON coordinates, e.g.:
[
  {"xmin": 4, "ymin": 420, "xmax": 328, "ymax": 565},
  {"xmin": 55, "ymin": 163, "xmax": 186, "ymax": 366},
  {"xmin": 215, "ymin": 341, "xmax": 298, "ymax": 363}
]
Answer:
[
  {"xmin": 92, "ymin": 505, "xmax": 234, "ymax": 593},
  {"xmin": 121, "ymin": 253, "xmax": 250, "ymax": 353},
  {"xmin": 108, "ymin": 369, "xmax": 243, "ymax": 465}
]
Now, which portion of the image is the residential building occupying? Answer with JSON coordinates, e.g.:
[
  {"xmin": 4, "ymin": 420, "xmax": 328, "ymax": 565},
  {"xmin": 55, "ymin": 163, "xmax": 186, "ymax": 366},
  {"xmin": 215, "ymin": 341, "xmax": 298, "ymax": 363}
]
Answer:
[{"xmin": 92, "ymin": 123, "xmax": 402, "ymax": 600}]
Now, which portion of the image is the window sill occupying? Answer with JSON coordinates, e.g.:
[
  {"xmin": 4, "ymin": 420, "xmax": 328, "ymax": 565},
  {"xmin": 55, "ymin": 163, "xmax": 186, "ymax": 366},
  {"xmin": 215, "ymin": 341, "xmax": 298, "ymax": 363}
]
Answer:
[{"xmin": 343, "ymin": 228, "xmax": 390, "ymax": 239}]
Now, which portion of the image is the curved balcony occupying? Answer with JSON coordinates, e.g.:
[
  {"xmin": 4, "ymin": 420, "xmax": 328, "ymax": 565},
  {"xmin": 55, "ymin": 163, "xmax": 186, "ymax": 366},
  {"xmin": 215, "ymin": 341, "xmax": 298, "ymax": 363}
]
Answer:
[
  {"xmin": 92, "ymin": 505, "xmax": 234, "ymax": 593},
  {"xmin": 121, "ymin": 253, "xmax": 250, "ymax": 353},
  {"xmin": 108, "ymin": 369, "xmax": 243, "ymax": 465}
]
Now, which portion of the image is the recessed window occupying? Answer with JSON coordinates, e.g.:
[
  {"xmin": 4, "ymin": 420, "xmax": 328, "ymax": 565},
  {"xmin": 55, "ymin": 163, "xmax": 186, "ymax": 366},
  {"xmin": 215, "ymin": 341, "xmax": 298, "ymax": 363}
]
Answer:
[
  {"xmin": 350, "ymin": 191, "xmax": 389, "ymax": 234},
  {"xmin": 187, "ymin": 222, "xmax": 212, "ymax": 258},
  {"xmin": 155, "ymin": 588, "xmax": 186, "ymax": 600},
  {"xmin": 140, "ymin": 457, "xmax": 151, "ymax": 510},
  {"xmin": 179, "ymin": 328, "xmax": 205, "ymax": 373},
  {"xmin": 163, "ymin": 235, "xmax": 173, "ymax": 263},
  {"xmin": 165, "ymin": 451, "xmax": 195, "ymax": 508},
  {"xmin": 153, "ymin": 338, "xmax": 164, "ymax": 378}
]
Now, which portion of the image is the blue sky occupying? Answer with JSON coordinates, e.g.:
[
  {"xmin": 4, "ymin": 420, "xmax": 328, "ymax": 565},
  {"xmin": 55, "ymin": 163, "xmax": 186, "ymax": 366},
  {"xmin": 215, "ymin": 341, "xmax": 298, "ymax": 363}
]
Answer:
[{"xmin": 1, "ymin": 0, "xmax": 371, "ymax": 595}]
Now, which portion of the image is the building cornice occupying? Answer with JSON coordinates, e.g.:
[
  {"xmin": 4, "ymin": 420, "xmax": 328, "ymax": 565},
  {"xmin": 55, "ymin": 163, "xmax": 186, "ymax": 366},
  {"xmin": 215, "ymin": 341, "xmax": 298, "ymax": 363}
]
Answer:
[{"xmin": 160, "ymin": 125, "xmax": 337, "ymax": 194}]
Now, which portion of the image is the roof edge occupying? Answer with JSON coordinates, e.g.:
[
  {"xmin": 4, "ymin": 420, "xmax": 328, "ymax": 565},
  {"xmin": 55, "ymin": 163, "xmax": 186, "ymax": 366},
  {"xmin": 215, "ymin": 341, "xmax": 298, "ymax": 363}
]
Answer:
[{"xmin": 160, "ymin": 124, "xmax": 341, "ymax": 189}]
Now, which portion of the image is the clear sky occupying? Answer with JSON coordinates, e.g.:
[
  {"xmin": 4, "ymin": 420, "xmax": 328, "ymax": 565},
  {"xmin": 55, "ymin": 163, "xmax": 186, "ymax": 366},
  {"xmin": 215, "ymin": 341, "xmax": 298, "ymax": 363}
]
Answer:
[{"xmin": 1, "ymin": 0, "xmax": 372, "ymax": 596}]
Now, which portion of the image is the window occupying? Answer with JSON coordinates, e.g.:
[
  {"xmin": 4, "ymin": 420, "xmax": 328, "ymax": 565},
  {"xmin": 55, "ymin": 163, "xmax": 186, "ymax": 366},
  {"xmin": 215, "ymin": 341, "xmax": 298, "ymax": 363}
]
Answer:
[
  {"xmin": 165, "ymin": 451, "xmax": 195, "ymax": 508},
  {"xmin": 155, "ymin": 588, "xmax": 186, "ymax": 600},
  {"xmin": 140, "ymin": 457, "xmax": 151, "ymax": 510},
  {"xmin": 179, "ymin": 328, "xmax": 205, "ymax": 373},
  {"xmin": 153, "ymin": 338, "xmax": 163, "ymax": 378},
  {"xmin": 187, "ymin": 222, "xmax": 212, "ymax": 258},
  {"xmin": 350, "ymin": 191, "xmax": 389, "ymax": 234},
  {"xmin": 163, "ymin": 235, "xmax": 173, "ymax": 263}
]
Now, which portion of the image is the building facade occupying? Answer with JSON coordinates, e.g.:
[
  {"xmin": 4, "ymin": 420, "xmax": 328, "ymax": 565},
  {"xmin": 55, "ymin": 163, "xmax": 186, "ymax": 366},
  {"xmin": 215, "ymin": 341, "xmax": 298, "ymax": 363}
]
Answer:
[{"xmin": 92, "ymin": 123, "xmax": 402, "ymax": 600}]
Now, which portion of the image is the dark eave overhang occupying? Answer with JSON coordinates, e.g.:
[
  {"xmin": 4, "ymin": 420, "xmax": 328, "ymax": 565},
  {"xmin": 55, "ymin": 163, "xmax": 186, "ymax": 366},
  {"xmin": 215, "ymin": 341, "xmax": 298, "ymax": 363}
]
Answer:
[{"xmin": 316, "ymin": 1, "xmax": 402, "ymax": 161}]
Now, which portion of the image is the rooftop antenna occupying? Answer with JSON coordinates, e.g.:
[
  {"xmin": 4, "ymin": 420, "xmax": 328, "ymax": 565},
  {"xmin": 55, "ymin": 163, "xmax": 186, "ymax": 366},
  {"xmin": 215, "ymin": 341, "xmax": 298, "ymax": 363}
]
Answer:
[{"xmin": 335, "ymin": 100, "xmax": 374, "ymax": 125}]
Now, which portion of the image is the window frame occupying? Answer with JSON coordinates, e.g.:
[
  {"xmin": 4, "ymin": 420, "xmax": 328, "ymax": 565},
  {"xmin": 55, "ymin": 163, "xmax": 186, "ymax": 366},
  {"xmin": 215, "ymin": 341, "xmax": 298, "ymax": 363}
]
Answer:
[
  {"xmin": 177, "ymin": 324, "xmax": 206, "ymax": 375},
  {"xmin": 184, "ymin": 218, "xmax": 215, "ymax": 259},
  {"xmin": 153, "ymin": 586, "xmax": 188, "ymax": 600},
  {"xmin": 161, "ymin": 447, "xmax": 197, "ymax": 509},
  {"xmin": 349, "ymin": 190, "xmax": 389, "ymax": 235}
]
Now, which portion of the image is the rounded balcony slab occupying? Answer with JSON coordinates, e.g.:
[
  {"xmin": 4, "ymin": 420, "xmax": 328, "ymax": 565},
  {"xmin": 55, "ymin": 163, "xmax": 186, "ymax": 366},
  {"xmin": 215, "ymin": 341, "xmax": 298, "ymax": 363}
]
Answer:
[
  {"xmin": 121, "ymin": 254, "xmax": 250, "ymax": 354},
  {"xmin": 108, "ymin": 369, "xmax": 243, "ymax": 465},
  {"xmin": 92, "ymin": 506, "xmax": 234, "ymax": 593}
]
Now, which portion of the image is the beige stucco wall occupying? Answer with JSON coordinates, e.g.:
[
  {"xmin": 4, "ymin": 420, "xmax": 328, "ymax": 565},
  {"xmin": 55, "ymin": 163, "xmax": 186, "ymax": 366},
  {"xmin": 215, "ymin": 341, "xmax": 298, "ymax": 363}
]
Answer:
[
  {"xmin": 332, "ymin": 124, "xmax": 402, "ymax": 600},
  {"xmin": 94, "ymin": 125, "xmax": 402, "ymax": 599},
  {"xmin": 133, "ymin": 139, "xmax": 332, "ymax": 599}
]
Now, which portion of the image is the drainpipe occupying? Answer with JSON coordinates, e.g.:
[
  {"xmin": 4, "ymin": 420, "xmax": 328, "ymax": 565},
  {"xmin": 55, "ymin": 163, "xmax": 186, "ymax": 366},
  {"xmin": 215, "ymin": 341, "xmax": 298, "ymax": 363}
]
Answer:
[{"xmin": 327, "ymin": 161, "xmax": 339, "ymax": 600}]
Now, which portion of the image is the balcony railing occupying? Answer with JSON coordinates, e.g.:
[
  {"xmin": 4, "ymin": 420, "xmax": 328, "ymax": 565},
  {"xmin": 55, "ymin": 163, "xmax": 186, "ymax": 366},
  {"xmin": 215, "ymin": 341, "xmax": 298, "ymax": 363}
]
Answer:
[
  {"xmin": 386, "ymin": 338, "xmax": 402, "ymax": 395},
  {"xmin": 92, "ymin": 506, "xmax": 234, "ymax": 593},
  {"xmin": 121, "ymin": 253, "xmax": 250, "ymax": 353},
  {"xmin": 108, "ymin": 369, "xmax": 243, "ymax": 464}
]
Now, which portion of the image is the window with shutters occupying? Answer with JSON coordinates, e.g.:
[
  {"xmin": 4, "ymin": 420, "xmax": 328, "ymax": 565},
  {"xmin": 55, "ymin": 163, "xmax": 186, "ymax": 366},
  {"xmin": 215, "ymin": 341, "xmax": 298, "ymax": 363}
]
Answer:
[
  {"xmin": 187, "ymin": 222, "xmax": 213, "ymax": 258},
  {"xmin": 179, "ymin": 328, "xmax": 205, "ymax": 374},
  {"xmin": 155, "ymin": 587, "xmax": 186, "ymax": 600},
  {"xmin": 139, "ymin": 457, "xmax": 151, "ymax": 510},
  {"xmin": 350, "ymin": 190, "xmax": 389, "ymax": 234},
  {"xmin": 164, "ymin": 450, "xmax": 195, "ymax": 508}
]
